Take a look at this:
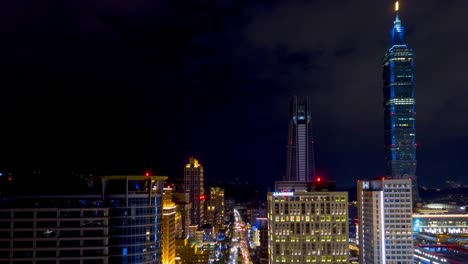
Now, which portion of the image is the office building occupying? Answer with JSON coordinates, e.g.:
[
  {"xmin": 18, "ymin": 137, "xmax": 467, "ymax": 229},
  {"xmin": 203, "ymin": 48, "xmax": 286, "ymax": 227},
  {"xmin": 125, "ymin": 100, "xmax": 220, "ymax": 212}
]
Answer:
[
  {"xmin": 162, "ymin": 187, "xmax": 177, "ymax": 264},
  {"xmin": 205, "ymin": 187, "xmax": 225, "ymax": 226},
  {"xmin": 172, "ymin": 191, "xmax": 191, "ymax": 239},
  {"xmin": 253, "ymin": 217, "xmax": 268, "ymax": 264},
  {"xmin": 183, "ymin": 157, "xmax": 205, "ymax": 228},
  {"xmin": 285, "ymin": 96, "xmax": 316, "ymax": 182},
  {"xmin": 357, "ymin": 178, "xmax": 413, "ymax": 264},
  {"xmin": 382, "ymin": 1, "xmax": 419, "ymax": 201},
  {"xmin": 187, "ymin": 225, "xmax": 202, "ymax": 242},
  {"xmin": 267, "ymin": 181, "xmax": 349, "ymax": 263},
  {"xmin": 0, "ymin": 175, "xmax": 166, "ymax": 264}
]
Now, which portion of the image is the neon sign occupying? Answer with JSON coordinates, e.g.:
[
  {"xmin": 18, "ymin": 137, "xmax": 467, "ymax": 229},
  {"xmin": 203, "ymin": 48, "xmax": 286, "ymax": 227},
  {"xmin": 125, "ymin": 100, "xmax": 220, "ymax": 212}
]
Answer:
[{"xmin": 273, "ymin": 192, "xmax": 294, "ymax": 197}]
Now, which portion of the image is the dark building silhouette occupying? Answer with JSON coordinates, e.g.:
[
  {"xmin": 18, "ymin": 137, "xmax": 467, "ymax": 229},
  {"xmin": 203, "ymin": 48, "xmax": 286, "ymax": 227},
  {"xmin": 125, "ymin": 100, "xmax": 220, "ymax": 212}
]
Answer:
[
  {"xmin": 285, "ymin": 96, "xmax": 316, "ymax": 182},
  {"xmin": 183, "ymin": 157, "xmax": 205, "ymax": 228}
]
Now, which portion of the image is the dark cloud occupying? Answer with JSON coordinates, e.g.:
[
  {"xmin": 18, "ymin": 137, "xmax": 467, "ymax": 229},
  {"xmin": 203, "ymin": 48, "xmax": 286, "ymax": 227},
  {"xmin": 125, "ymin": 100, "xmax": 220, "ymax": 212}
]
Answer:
[{"xmin": 1, "ymin": 0, "xmax": 467, "ymax": 189}]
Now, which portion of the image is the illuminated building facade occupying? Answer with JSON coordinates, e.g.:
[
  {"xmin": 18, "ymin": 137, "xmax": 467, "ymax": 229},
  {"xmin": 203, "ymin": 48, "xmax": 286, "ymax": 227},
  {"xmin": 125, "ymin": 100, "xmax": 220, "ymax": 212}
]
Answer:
[
  {"xmin": 0, "ymin": 175, "xmax": 166, "ymax": 264},
  {"xmin": 414, "ymin": 245, "xmax": 468, "ymax": 264},
  {"xmin": 205, "ymin": 187, "xmax": 225, "ymax": 226},
  {"xmin": 357, "ymin": 178, "xmax": 413, "ymax": 264},
  {"xmin": 253, "ymin": 217, "xmax": 269, "ymax": 264},
  {"xmin": 383, "ymin": 1, "xmax": 419, "ymax": 201},
  {"xmin": 186, "ymin": 225, "xmax": 202, "ymax": 242},
  {"xmin": 183, "ymin": 157, "xmax": 205, "ymax": 228},
  {"xmin": 162, "ymin": 188, "xmax": 177, "ymax": 264},
  {"xmin": 413, "ymin": 214, "xmax": 468, "ymax": 235},
  {"xmin": 285, "ymin": 96, "xmax": 315, "ymax": 182},
  {"xmin": 174, "ymin": 238, "xmax": 210, "ymax": 264},
  {"xmin": 172, "ymin": 191, "xmax": 191, "ymax": 239},
  {"xmin": 267, "ymin": 183, "xmax": 349, "ymax": 264},
  {"xmin": 102, "ymin": 175, "xmax": 166, "ymax": 264},
  {"xmin": 0, "ymin": 201, "xmax": 109, "ymax": 264}
]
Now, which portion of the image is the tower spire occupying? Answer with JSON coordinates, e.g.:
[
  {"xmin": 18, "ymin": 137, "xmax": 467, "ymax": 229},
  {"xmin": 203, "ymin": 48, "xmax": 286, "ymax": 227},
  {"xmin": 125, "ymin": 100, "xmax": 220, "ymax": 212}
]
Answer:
[
  {"xmin": 394, "ymin": 1, "xmax": 400, "ymax": 23},
  {"xmin": 391, "ymin": 1, "xmax": 405, "ymax": 46}
]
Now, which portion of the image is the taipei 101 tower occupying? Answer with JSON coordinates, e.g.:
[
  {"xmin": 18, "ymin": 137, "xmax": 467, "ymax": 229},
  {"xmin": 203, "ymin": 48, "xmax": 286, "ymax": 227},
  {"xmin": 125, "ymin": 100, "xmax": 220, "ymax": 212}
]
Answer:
[{"xmin": 383, "ymin": 1, "xmax": 419, "ymax": 201}]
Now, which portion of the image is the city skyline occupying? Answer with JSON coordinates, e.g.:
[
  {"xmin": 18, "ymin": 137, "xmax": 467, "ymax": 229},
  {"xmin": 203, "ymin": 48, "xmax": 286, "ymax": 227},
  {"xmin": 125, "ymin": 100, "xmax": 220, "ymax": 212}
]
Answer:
[{"xmin": 1, "ymin": 0, "xmax": 468, "ymax": 191}]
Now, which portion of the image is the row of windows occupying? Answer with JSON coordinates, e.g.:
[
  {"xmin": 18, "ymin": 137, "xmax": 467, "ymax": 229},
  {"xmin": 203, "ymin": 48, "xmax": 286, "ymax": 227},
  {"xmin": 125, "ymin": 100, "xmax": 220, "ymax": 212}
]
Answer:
[
  {"xmin": 109, "ymin": 217, "xmax": 154, "ymax": 226},
  {"xmin": 272, "ymin": 215, "xmax": 347, "ymax": 222},
  {"xmin": 384, "ymin": 202, "xmax": 411, "ymax": 206},
  {"xmin": 272, "ymin": 222, "xmax": 347, "ymax": 234},
  {"xmin": 386, "ymin": 255, "xmax": 413, "ymax": 260},
  {"xmin": 0, "ymin": 229, "xmax": 107, "ymax": 239},
  {"xmin": 36, "ymin": 260, "xmax": 104, "ymax": 264},
  {"xmin": 384, "ymin": 189, "xmax": 411, "ymax": 193},
  {"xmin": 272, "ymin": 224, "xmax": 347, "ymax": 236},
  {"xmin": 0, "ymin": 210, "xmax": 108, "ymax": 219},
  {"xmin": 108, "ymin": 245, "xmax": 157, "ymax": 255},
  {"xmin": 0, "ymin": 221, "xmax": 108, "ymax": 229},
  {"xmin": 274, "ymin": 241, "xmax": 348, "ymax": 252},
  {"xmin": 2, "ymin": 239, "xmax": 106, "ymax": 248},
  {"xmin": 385, "ymin": 235, "xmax": 412, "ymax": 240},
  {"xmin": 384, "ymin": 184, "xmax": 410, "ymax": 188},
  {"xmin": 274, "ymin": 202, "xmax": 347, "ymax": 209},
  {"xmin": 109, "ymin": 226, "xmax": 155, "ymax": 236},
  {"xmin": 273, "ymin": 255, "xmax": 348, "ymax": 263},
  {"xmin": 385, "ymin": 240, "xmax": 413, "ymax": 249},
  {"xmin": 0, "ymin": 249, "xmax": 106, "ymax": 258},
  {"xmin": 273, "ymin": 195, "xmax": 346, "ymax": 202},
  {"xmin": 386, "ymin": 219, "xmax": 411, "ymax": 223},
  {"xmin": 385, "ymin": 224, "xmax": 411, "ymax": 229},
  {"xmin": 384, "ymin": 209, "xmax": 412, "ymax": 213},
  {"xmin": 0, "ymin": 220, "xmax": 108, "ymax": 228},
  {"xmin": 385, "ymin": 193, "xmax": 411, "ymax": 197},
  {"xmin": 109, "ymin": 236, "xmax": 153, "ymax": 246},
  {"xmin": 109, "ymin": 208, "xmax": 156, "ymax": 217}
]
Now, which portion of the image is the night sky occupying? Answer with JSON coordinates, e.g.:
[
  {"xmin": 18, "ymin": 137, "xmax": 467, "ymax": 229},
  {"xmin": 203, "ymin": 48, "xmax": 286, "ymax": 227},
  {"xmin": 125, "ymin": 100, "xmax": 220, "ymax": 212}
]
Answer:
[{"xmin": 1, "ymin": 0, "xmax": 467, "ymax": 191}]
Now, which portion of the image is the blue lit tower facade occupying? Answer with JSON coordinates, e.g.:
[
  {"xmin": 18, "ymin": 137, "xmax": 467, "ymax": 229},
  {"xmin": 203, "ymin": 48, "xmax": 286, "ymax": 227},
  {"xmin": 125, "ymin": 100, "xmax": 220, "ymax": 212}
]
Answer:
[
  {"xmin": 103, "ymin": 175, "xmax": 166, "ymax": 264},
  {"xmin": 285, "ymin": 96, "xmax": 315, "ymax": 182},
  {"xmin": 383, "ymin": 1, "xmax": 419, "ymax": 201}
]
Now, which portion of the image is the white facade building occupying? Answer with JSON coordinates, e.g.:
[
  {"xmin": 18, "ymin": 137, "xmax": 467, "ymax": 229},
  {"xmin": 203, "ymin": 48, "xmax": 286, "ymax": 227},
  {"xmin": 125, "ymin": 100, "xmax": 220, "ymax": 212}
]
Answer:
[{"xmin": 357, "ymin": 178, "xmax": 413, "ymax": 264}]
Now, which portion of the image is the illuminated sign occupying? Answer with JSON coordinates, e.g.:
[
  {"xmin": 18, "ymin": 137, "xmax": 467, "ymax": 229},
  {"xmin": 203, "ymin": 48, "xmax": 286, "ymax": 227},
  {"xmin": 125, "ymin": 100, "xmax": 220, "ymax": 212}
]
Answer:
[
  {"xmin": 273, "ymin": 192, "xmax": 294, "ymax": 197},
  {"xmin": 362, "ymin": 181, "xmax": 369, "ymax": 190}
]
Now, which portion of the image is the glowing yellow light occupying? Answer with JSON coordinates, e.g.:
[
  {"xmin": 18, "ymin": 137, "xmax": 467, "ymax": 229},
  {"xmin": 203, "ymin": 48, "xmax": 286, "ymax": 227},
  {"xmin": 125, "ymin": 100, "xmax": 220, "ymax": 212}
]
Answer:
[{"xmin": 395, "ymin": 1, "xmax": 399, "ymax": 11}]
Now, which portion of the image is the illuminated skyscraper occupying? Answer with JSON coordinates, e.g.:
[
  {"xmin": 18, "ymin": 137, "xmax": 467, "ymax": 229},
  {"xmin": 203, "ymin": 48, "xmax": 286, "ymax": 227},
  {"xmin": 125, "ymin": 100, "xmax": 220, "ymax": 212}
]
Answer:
[
  {"xmin": 383, "ymin": 1, "xmax": 419, "ymax": 201},
  {"xmin": 162, "ymin": 187, "xmax": 177, "ymax": 264},
  {"xmin": 205, "ymin": 187, "xmax": 224, "ymax": 226},
  {"xmin": 183, "ymin": 157, "xmax": 205, "ymax": 228},
  {"xmin": 268, "ymin": 181, "xmax": 349, "ymax": 264},
  {"xmin": 285, "ymin": 96, "xmax": 315, "ymax": 182},
  {"xmin": 357, "ymin": 178, "xmax": 413, "ymax": 264},
  {"xmin": 271, "ymin": 95, "xmax": 348, "ymax": 263}
]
